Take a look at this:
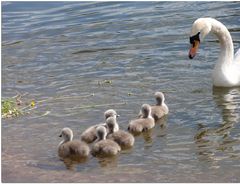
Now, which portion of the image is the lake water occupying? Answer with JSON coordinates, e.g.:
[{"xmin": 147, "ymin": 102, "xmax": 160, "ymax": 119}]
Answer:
[{"xmin": 2, "ymin": 1, "xmax": 240, "ymax": 182}]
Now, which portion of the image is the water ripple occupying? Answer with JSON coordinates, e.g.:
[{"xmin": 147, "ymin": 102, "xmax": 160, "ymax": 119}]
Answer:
[{"xmin": 2, "ymin": 1, "xmax": 240, "ymax": 183}]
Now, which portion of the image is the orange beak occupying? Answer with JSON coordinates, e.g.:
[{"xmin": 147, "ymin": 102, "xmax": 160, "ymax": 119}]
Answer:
[{"xmin": 189, "ymin": 40, "xmax": 200, "ymax": 59}]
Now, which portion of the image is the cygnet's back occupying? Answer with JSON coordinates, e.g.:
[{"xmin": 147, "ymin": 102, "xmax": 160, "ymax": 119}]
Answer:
[
  {"xmin": 106, "ymin": 117, "xmax": 134, "ymax": 149},
  {"xmin": 151, "ymin": 92, "xmax": 169, "ymax": 121},
  {"xmin": 91, "ymin": 125, "xmax": 121, "ymax": 157},
  {"xmin": 81, "ymin": 109, "xmax": 119, "ymax": 144},
  {"xmin": 128, "ymin": 104, "xmax": 155, "ymax": 133},
  {"xmin": 58, "ymin": 127, "xmax": 90, "ymax": 159}
]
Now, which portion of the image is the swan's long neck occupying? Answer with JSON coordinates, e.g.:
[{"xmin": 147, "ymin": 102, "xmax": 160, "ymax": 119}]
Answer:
[
  {"xmin": 210, "ymin": 18, "xmax": 234, "ymax": 68},
  {"xmin": 147, "ymin": 109, "xmax": 153, "ymax": 119},
  {"xmin": 58, "ymin": 140, "xmax": 65, "ymax": 147}
]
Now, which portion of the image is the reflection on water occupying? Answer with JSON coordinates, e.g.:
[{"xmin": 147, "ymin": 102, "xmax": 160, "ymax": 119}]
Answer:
[
  {"xmin": 2, "ymin": 1, "xmax": 240, "ymax": 182},
  {"xmin": 142, "ymin": 130, "xmax": 154, "ymax": 146},
  {"xmin": 62, "ymin": 157, "xmax": 89, "ymax": 171},
  {"xmin": 130, "ymin": 116, "xmax": 168, "ymax": 146},
  {"xmin": 213, "ymin": 87, "xmax": 240, "ymax": 123},
  {"xmin": 155, "ymin": 116, "xmax": 168, "ymax": 129},
  {"xmin": 195, "ymin": 87, "xmax": 240, "ymax": 165},
  {"xmin": 95, "ymin": 155, "xmax": 119, "ymax": 168}
]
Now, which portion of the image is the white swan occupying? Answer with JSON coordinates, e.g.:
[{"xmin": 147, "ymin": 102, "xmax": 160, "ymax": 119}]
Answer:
[{"xmin": 189, "ymin": 17, "xmax": 240, "ymax": 87}]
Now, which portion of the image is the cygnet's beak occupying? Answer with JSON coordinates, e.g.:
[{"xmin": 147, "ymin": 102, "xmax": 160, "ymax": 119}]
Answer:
[
  {"xmin": 116, "ymin": 114, "xmax": 120, "ymax": 117},
  {"xmin": 189, "ymin": 40, "xmax": 200, "ymax": 59},
  {"xmin": 59, "ymin": 134, "xmax": 62, "ymax": 137}
]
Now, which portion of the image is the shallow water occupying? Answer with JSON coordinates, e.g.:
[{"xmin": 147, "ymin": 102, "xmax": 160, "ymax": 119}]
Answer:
[{"xmin": 2, "ymin": 1, "xmax": 240, "ymax": 183}]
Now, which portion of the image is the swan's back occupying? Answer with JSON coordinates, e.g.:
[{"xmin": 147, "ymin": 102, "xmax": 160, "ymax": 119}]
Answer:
[
  {"xmin": 152, "ymin": 92, "xmax": 169, "ymax": 119},
  {"xmin": 128, "ymin": 104, "xmax": 155, "ymax": 133},
  {"xmin": 80, "ymin": 109, "xmax": 118, "ymax": 144},
  {"xmin": 91, "ymin": 139, "xmax": 121, "ymax": 157},
  {"xmin": 80, "ymin": 125, "xmax": 100, "ymax": 143},
  {"xmin": 138, "ymin": 118, "xmax": 155, "ymax": 130},
  {"xmin": 128, "ymin": 119, "xmax": 144, "ymax": 133},
  {"xmin": 58, "ymin": 140, "xmax": 90, "ymax": 158},
  {"xmin": 107, "ymin": 130, "xmax": 135, "ymax": 149},
  {"xmin": 91, "ymin": 125, "xmax": 121, "ymax": 157},
  {"xmin": 151, "ymin": 105, "xmax": 168, "ymax": 121},
  {"xmin": 128, "ymin": 118, "xmax": 154, "ymax": 133}
]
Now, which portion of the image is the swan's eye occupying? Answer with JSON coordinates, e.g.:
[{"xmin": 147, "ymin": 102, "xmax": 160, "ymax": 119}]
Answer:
[{"xmin": 190, "ymin": 32, "xmax": 200, "ymax": 45}]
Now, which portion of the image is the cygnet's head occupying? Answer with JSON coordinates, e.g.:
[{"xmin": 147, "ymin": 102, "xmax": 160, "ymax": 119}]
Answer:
[
  {"xmin": 59, "ymin": 127, "xmax": 73, "ymax": 142},
  {"xmin": 106, "ymin": 116, "xmax": 118, "ymax": 134},
  {"xmin": 189, "ymin": 17, "xmax": 212, "ymax": 59},
  {"xmin": 155, "ymin": 92, "xmax": 165, "ymax": 105},
  {"xmin": 96, "ymin": 125, "xmax": 108, "ymax": 141},
  {"xmin": 104, "ymin": 109, "xmax": 119, "ymax": 119},
  {"xmin": 141, "ymin": 104, "xmax": 151, "ymax": 118}
]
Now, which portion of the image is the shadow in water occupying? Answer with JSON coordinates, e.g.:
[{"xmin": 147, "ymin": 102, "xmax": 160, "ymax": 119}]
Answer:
[
  {"xmin": 194, "ymin": 87, "xmax": 240, "ymax": 164},
  {"xmin": 128, "ymin": 116, "xmax": 168, "ymax": 149},
  {"xmin": 62, "ymin": 156, "xmax": 89, "ymax": 171},
  {"xmin": 94, "ymin": 155, "xmax": 119, "ymax": 168},
  {"xmin": 26, "ymin": 155, "xmax": 89, "ymax": 172},
  {"xmin": 155, "ymin": 116, "xmax": 168, "ymax": 138}
]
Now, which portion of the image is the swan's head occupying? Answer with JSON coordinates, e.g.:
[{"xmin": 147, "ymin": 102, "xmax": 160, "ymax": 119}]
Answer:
[
  {"xmin": 154, "ymin": 92, "xmax": 165, "ymax": 105},
  {"xmin": 106, "ymin": 116, "xmax": 118, "ymax": 134},
  {"xmin": 104, "ymin": 109, "xmax": 120, "ymax": 119},
  {"xmin": 96, "ymin": 125, "xmax": 108, "ymax": 141},
  {"xmin": 141, "ymin": 104, "xmax": 152, "ymax": 118},
  {"xmin": 189, "ymin": 18, "xmax": 212, "ymax": 59},
  {"xmin": 59, "ymin": 127, "xmax": 73, "ymax": 142}
]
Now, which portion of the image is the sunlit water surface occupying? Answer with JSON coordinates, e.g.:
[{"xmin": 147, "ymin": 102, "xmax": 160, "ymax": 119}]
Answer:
[{"xmin": 2, "ymin": 2, "xmax": 240, "ymax": 182}]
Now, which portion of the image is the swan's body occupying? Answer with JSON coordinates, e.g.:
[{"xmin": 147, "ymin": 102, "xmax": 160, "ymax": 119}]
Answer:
[
  {"xmin": 128, "ymin": 104, "xmax": 155, "ymax": 133},
  {"xmin": 91, "ymin": 125, "xmax": 121, "ymax": 157},
  {"xmin": 80, "ymin": 124, "xmax": 105, "ymax": 144},
  {"xmin": 189, "ymin": 17, "xmax": 240, "ymax": 87},
  {"xmin": 58, "ymin": 128, "xmax": 90, "ymax": 159},
  {"xmin": 80, "ymin": 109, "xmax": 119, "ymax": 143},
  {"xmin": 139, "ymin": 92, "xmax": 169, "ymax": 121},
  {"xmin": 106, "ymin": 116, "xmax": 135, "ymax": 149}
]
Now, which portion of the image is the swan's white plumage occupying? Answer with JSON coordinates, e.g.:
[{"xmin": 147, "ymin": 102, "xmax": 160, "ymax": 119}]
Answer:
[
  {"xmin": 234, "ymin": 48, "xmax": 240, "ymax": 63},
  {"xmin": 190, "ymin": 18, "xmax": 240, "ymax": 87}
]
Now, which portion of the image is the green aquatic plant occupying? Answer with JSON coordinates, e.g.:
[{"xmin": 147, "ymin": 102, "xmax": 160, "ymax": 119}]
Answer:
[
  {"xmin": 128, "ymin": 92, "xmax": 133, "ymax": 96},
  {"xmin": 1, "ymin": 92, "xmax": 35, "ymax": 119},
  {"xmin": 2, "ymin": 92, "xmax": 125, "ymax": 119},
  {"xmin": 98, "ymin": 79, "xmax": 113, "ymax": 86},
  {"xmin": 1, "ymin": 98, "xmax": 23, "ymax": 118},
  {"xmin": 1, "ymin": 93, "xmax": 97, "ymax": 119}
]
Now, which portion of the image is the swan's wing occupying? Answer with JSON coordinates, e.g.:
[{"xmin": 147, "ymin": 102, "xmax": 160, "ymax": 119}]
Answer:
[
  {"xmin": 234, "ymin": 48, "xmax": 240, "ymax": 63},
  {"xmin": 232, "ymin": 52, "xmax": 240, "ymax": 85}
]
